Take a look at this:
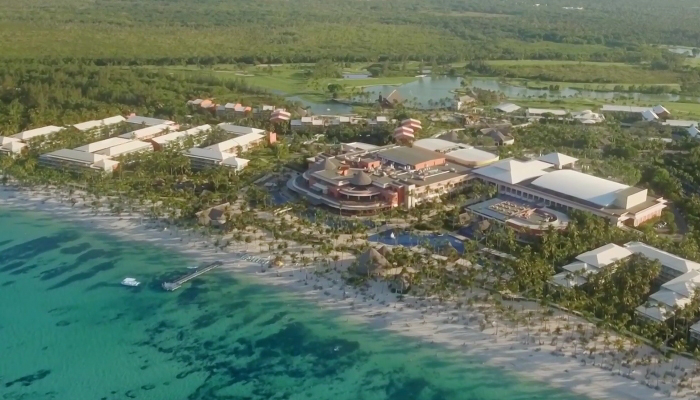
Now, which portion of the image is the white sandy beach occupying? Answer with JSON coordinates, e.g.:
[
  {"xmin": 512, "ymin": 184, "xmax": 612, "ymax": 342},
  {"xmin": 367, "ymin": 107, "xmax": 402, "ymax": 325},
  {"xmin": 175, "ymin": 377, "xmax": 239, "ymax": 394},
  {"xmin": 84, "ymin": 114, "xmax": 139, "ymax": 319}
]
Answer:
[{"xmin": 0, "ymin": 184, "xmax": 696, "ymax": 400}]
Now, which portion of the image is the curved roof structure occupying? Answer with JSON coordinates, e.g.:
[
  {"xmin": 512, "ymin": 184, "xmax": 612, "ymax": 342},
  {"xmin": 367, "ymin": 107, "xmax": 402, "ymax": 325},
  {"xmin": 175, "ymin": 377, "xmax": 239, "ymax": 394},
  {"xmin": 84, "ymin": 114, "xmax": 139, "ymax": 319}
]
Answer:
[
  {"xmin": 413, "ymin": 138, "xmax": 464, "ymax": 152},
  {"xmin": 531, "ymin": 170, "xmax": 628, "ymax": 207},
  {"xmin": 351, "ymin": 171, "xmax": 373, "ymax": 186},
  {"xmin": 446, "ymin": 148, "xmax": 499, "ymax": 167}
]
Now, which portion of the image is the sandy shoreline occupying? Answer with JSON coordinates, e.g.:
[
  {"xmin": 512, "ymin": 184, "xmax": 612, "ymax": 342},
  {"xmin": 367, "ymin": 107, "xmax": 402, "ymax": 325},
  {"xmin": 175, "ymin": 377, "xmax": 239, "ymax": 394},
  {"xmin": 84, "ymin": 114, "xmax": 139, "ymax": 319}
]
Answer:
[{"xmin": 0, "ymin": 185, "xmax": 690, "ymax": 400}]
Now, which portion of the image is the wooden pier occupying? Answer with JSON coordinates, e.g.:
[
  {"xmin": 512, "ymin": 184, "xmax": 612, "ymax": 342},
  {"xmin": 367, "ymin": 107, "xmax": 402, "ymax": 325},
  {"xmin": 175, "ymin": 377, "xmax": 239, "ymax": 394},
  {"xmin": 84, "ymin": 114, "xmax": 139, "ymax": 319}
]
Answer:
[{"xmin": 162, "ymin": 261, "xmax": 223, "ymax": 291}]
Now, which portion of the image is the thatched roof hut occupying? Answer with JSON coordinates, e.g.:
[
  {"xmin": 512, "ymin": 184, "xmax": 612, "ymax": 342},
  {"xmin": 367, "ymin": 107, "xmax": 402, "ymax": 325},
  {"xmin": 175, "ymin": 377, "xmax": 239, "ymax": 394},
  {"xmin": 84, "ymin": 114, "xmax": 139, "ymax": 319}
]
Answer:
[{"xmin": 351, "ymin": 248, "xmax": 389, "ymax": 276}]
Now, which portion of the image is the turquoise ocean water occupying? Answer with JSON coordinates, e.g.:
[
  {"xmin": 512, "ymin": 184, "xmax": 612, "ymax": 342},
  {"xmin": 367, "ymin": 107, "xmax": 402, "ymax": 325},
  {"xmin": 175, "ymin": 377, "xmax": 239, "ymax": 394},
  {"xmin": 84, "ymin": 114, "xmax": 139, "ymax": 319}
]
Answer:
[{"xmin": 0, "ymin": 208, "xmax": 587, "ymax": 400}]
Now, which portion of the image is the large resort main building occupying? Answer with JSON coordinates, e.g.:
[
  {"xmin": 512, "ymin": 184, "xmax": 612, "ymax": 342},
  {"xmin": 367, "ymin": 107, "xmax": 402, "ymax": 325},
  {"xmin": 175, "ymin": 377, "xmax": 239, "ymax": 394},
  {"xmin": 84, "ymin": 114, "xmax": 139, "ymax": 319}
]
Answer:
[{"xmin": 292, "ymin": 138, "xmax": 666, "ymax": 226}]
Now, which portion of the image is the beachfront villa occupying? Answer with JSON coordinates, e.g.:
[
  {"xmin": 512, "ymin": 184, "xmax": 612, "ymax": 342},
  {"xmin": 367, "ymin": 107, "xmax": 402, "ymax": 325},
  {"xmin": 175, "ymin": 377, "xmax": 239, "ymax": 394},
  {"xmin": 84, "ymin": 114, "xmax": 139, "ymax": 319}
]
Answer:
[
  {"xmin": 39, "ymin": 149, "xmax": 120, "ymax": 173},
  {"xmin": 548, "ymin": 241, "xmax": 700, "ymax": 325},
  {"xmin": 0, "ymin": 125, "xmax": 67, "ymax": 156},
  {"xmin": 0, "ymin": 136, "xmax": 27, "ymax": 157},
  {"xmin": 185, "ymin": 131, "xmax": 269, "ymax": 171},
  {"xmin": 471, "ymin": 153, "xmax": 666, "ymax": 227},
  {"xmin": 289, "ymin": 144, "xmax": 486, "ymax": 213}
]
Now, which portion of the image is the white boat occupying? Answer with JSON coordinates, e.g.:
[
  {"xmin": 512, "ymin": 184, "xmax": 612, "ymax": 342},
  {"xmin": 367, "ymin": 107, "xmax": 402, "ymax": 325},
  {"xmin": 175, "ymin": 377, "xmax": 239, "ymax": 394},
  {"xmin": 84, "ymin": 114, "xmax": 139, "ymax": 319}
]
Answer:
[
  {"xmin": 389, "ymin": 232, "xmax": 396, "ymax": 240},
  {"xmin": 121, "ymin": 278, "xmax": 140, "ymax": 287}
]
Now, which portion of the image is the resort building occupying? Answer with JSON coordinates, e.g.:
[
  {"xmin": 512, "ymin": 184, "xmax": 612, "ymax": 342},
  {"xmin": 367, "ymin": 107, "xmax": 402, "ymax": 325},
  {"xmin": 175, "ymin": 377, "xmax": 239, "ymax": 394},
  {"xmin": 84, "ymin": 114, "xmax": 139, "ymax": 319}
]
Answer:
[
  {"xmin": 186, "ymin": 148, "xmax": 249, "ymax": 171},
  {"xmin": 125, "ymin": 115, "xmax": 175, "ymax": 127},
  {"xmin": 548, "ymin": 241, "xmax": 700, "ymax": 323},
  {"xmin": 119, "ymin": 123, "xmax": 175, "ymax": 140},
  {"xmin": 526, "ymin": 108, "xmax": 568, "ymax": 119},
  {"xmin": 468, "ymin": 197, "xmax": 570, "ymax": 236},
  {"xmin": 94, "ymin": 140, "xmax": 153, "ymax": 157},
  {"xmin": 216, "ymin": 123, "xmax": 265, "ymax": 136},
  {"xmin": 393, "ymin": 126, "xmax": 415, "ymax": 142},
  {"xmin": 184, "ymin": 132, "xmax": 265, "ymax": 171},
  {"xmin": 494, "ymin": 103, "xmax": 521, "ymax": 114},
  {"xmin": 472, "ymin": 153, "xmax": 666, "ymax": 227},
  {"xmin": 341, "ymin": 142, "xmax": 379, "ymax": 153},
  {"xmin": 550, "ymin": 244, "xmax": 633, "ymax": 288},
  {"xmin": 73, "ymin": 115, "xmax": 126, "ymax": 132},
  {"xmin": 11, "ymin": 125, "xmax": 65, "ymax": 142},
  {"xmin": 0, "ymin": 136, "xmax": 27, "ymax": 157},
  {"xmin": 150, "ymin": 125, "xmax": 211, "ymax": 150},
  {"xmin": 601, "ymin": 105, "xmax": 669, "ymax": 122},
  {"xmin": 39, "ymin": 149, "xmax": 120, "ymax": 173},
  {"xmin": 484, "ymin": 130, "xmax": 515, "ymax": 146},
  {"xmin": 413, "ymin": 139, "xmax": 500, "ymax": 167},
  {"xmin": 74, "ymin": 137, "xmax": 132, "ymax": 153},
  {"xmin": 270, "ymin": 109, "xmax": 291, "ymax": 123},
  {"xmin": 571, "ymin": 110, "xmax": 605, "ymax": 124},
  {"xmin": 401, "ymin": 118, "xmax": 422, "ymax": 131},
  {"xmin": 289, "ymin": 145, "xmax": 474, "ymax": 213}
]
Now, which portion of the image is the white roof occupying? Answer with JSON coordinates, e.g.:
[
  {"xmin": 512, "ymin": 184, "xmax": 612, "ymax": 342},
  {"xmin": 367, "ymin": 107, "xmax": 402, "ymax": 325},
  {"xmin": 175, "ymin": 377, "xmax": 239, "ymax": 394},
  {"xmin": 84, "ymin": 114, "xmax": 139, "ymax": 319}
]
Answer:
[
  {"xmin": 12, "ymin": 125, "xmax": 64, "ymax": 141},
  {"xmin": 494, "ymin": 103, "xmax": 521, "ymax": 113},
  {"xmin": 187, "ymin": 147, "xmax": 234, "ymax": 161},
  {"xmin": 126, "ymin": 116, "xmax": 174, "ymax": 126},
  {"xmin": 217, "ymin": 123, "xmax": 265, "ymax": 136},
  {"xmin": 601, "ymin": 105, "xmax": 650, "ymax": 113},
  {"xmin": 527, "ymin": 108, "xmax": 568, "ymax": 116},
  {"xmin": 575, "ymin": 243, "xmax": 633, "ymax": 268},
  {"xmin": 662, "ymin": 270, "xmax": 700, "ymax": 297},
  {"xmin": 224, "ymin": 103, "xmax": 238, "ymax": 109},
  {"xmin": 538, "ymin": 152, "xmax": 578, "ymax": 167},
  {"xmin": 0, "ymin": 139, "xmax": 27, "ymax": 154},
  {"xmin": 624, "ymin": 241, "xmax": 700, "ymax": 274},
  {"xmin": 222, "ymin": 157, "xmax": 250, "ymax": 168},
  {"xmin": 204, "ymin": 132, "xmax": 264, "ymax": 152},
  {"xmin": 75, "ymin": 137, "xmax": 132, "ymax": 153},
  {"xmin": 473, "ymin": 158, "xmax": 550, "ymax": 184},
  {"xmin": 652, "ymin": 105, "xmax": 669, "ymax": 115},
  {"xmin": 689, "ymin": 126, "xmax": 700, "ymax": 138},
  {"xmin": 446, "ymin": 148, "xmax": 499, "ymax": 165},
  {"xmin": 663, "ymin": 120, "xmax": 698, "ymax": 128},
  {"xmin": 642, "ymin": 110, "xmax": 659, "ymax": 122},
  {"xmin": 0, "ymin": 136, "xmax": 22, "ymax": 145},
  {"xmin": 94, "ymin": 158, "xmax": 120, "ymax": 172},
  {"xmin": 344, "ymin": 142, "xmax": 378, "ymax": 151},
  {"xmin": 562, "ymin": 261, "xmax": 597, "ymax": 274},
  {"xmin": 635, "ymin": 304, "xmax": 670, "ymax": 322},
  {"xmin": 41, "ymin": 148, "xmax": 110, "ymax": 164},
  {"xmin": 550, "ymin": 271, "xmax": 588, "ymax": 288},
  {"xmin": 531, "ymin": 170, "xmax": 629, "ymax": 207},
  {"xmin": 96, "ymin": 140, "xmax": 152, "ymax": 157},
  {"xmin": 414, "ymin": 138, "xmax": 468, "ymax": 152},
  {"xmin": 73, "ymin": 115, "xmax": 126, "ymax": 132},
  {"xmin": 649, "ymin": 289, "xmax": 692, "ymax": 309},
  {"xmin": 375, "ymin": 116, "xmax": 388, "ymax": 122},
  {"xmin": 119, "ymin": 123, "xmax": 172, "ymax": 140},
  {"xmin": 152, "ymin": 125, "xmax": 211, "ymax": 145}
]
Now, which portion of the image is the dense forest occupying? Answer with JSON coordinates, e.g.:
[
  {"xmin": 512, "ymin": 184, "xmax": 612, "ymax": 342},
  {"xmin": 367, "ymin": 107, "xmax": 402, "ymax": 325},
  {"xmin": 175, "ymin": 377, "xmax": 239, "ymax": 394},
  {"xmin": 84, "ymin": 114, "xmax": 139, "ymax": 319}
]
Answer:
[
  {"xmin": 0, "ymin": 0, "xmax": 699, "ymax": 63},
  {"xmin": 0, "ymin": 61, "xmax": 284, "ymax": 133}
]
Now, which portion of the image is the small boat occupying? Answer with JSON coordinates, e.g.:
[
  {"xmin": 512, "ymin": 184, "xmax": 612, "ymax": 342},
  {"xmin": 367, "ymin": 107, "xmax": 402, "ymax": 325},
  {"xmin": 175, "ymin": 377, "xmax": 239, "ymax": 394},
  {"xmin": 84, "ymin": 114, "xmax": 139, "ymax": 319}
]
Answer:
[
  {"xmin": 187, "ymin": 266, "xmax": 199, "ymax": 270},
  {"xmin": 389, "ymin": 232, "xmax": 396, "ymax": 240},
  {"xmin": 436, "ymin": 233, "xmax": 444, "ymax": 237},
  {"xmin": 334, "ymin": 346, "xmax": 340, "ymax": 352},
  {"xmin": 121, "ymin": 278, "xmax": 140, "ymax": 287}
]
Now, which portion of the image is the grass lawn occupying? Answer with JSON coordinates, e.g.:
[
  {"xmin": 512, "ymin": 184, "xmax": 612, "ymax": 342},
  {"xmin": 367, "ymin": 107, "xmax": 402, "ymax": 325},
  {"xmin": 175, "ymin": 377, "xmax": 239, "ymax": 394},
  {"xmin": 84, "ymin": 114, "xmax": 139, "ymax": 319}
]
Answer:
[
  {"xmin": 481, "ymin": 57, "xmax": 682, "ymax": 85},
  {"xmin": 485, "ymin": 60, "xmax": 626, "ymax": 67},
  {"xmin": 148, "ymin": 64, "xmax": 417, "ymax": 102}
]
